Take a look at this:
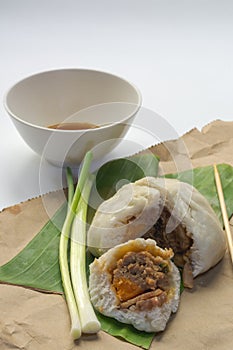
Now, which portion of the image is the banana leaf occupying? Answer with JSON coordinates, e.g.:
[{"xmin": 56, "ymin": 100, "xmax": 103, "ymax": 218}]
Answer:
[
  {"xmin": 0, "ymin": 203, "xmax": 66, "ymax": 294},
  {"xmin": 95, "ymin": 153, "xmax": 159, "ymax": 200},
  {"xmin": 0, "ymin": 158, "xmax": 233, "ymax": 349}
]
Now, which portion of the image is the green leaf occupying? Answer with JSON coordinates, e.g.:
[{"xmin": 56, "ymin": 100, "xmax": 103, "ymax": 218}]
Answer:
[
  {"xmin": 0, "ymin": 203, "xmax": 66, "ymax": 293},
  {"xmin": 95, "ymin": 153, "xmax": 159, "ymax": 200}
]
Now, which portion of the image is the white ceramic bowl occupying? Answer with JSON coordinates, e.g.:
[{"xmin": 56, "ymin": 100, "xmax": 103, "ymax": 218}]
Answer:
[{"xmin": 4, "ymin": 69, "xmax": 141, "ymax": 167}]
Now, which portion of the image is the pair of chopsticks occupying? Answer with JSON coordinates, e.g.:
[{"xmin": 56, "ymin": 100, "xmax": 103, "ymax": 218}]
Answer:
[{"xmin": 214, "ymin": 164, "xmax": 233, "ymax": 265}]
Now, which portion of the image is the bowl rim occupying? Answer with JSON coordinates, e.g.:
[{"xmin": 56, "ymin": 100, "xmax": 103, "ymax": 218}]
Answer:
[{"xmin": 3, "ymin": 67, "xmax": 142, "ymax": 133}]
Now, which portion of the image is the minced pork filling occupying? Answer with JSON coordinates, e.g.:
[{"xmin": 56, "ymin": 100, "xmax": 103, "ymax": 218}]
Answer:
[
  {"xmin": 143, "ymin": 207, "xmax": 194, "ymax": 288},
  {"xmin": 112, "ymin": 251, "xmax": 171, "ymax": 311}
]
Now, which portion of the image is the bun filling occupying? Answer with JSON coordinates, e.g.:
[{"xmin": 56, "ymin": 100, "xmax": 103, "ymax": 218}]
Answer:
[
  {"xmin": 112, "ymin": 251, "xmax": 170, "ymax": 310},
  {"xmin": 143, "ymin": 206, "xmax": 194, "ymax": 288}
]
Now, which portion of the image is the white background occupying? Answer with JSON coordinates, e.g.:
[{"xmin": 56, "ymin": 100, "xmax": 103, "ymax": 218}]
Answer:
[{"xmin": 1, "ymin": 0, "xmax": 233, "ymax": 210}]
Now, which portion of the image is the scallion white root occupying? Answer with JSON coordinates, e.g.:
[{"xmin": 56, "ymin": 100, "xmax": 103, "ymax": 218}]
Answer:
[
  {"xmin": 70, "ymin": 174, "xmax": 101, "ymax": 334},
  {"xmin": 59, "ymin": 230, "xmax": 81, "ymax": 339}
]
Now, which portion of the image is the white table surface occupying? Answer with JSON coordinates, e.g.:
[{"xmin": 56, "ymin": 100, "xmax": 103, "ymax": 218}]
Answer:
[{"xmin": 1, "ymin": 0, "xmax": 233, "ymax": 211}]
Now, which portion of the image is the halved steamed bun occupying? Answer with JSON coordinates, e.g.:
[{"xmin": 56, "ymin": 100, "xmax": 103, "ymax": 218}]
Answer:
[
  {"xmin": 88, "ymin": 177, "xmax": 226, "ymax": 288},
  {"xmin": 89, "ymin": 238, "xmax": 180, "ymax": 332}
]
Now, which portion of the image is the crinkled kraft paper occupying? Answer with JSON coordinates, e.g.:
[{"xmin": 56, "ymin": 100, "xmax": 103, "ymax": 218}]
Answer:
[{"xmin": 0, "ymin": 120, "xmax": 233, "ymax": 350}]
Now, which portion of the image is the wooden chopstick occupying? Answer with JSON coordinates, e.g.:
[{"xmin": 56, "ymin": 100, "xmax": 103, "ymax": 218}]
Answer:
[{"xmin": 214, "ymin": 164, "xmax": 233, "ymax": 265}]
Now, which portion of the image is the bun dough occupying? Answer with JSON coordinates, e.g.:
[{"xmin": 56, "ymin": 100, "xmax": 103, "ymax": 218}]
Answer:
[
  {"xmin": 88, "ymin": 178, "xmax": 166, "ymax": 256},
  {"xmin": 88, "ymin": 177, "xmax": 226, "ymax": 278},
  {"xmin": 89, "ymin": 238, "xmax": 180, "ymax": 333}
]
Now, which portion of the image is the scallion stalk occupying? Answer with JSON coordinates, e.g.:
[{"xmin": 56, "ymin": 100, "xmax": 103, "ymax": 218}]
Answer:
[
  {"xmin": 59, "ymin": 151, "xmax": 93, "ymax": 339},
  {"xmin": 66, "ymin": 167, "xmax": 74, "ymax": 205},
  {"xmin": 70, "ymin": 174, "xmax": 101, "ymax": 333}
]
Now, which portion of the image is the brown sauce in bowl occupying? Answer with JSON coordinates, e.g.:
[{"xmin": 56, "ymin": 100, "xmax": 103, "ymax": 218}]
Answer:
[{"xmin": 48, "ymin": 122, "xmax": 99, "ymax": 130}]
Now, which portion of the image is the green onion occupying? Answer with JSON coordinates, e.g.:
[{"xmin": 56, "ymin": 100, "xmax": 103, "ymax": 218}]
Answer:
[
  {"xmin": 66, "ymin": 167, "xmax": 75, "ymax": 205},
  {"xmin": 70, "ymin": 174, "xmax": 101, "ymax": 333},
  {"xmin": 59, "ymin": 151, "xmax": 94, "ymax": 339}
]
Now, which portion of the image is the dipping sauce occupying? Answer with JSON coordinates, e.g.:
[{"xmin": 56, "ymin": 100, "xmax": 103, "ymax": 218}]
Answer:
[{"xmin": 48, "ymin": 122, "xmax": 99, "ymax": 130}]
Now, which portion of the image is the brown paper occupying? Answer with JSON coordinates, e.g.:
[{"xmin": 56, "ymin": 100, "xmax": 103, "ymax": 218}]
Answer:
[{"xmin": 1, "ymin": 120, "xmax": 233, "ymax": 350}]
